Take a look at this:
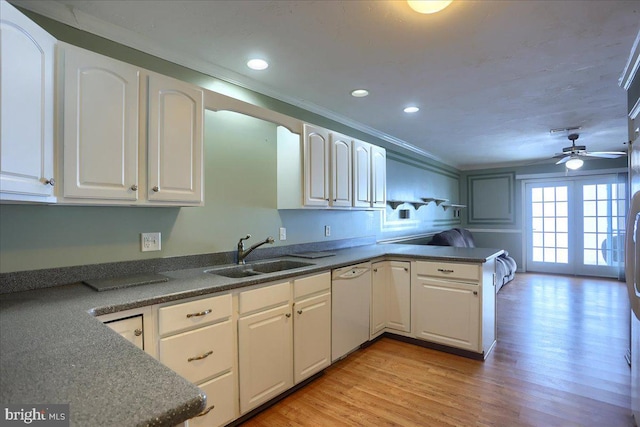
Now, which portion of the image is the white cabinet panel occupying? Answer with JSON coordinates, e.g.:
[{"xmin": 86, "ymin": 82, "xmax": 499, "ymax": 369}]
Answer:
[
  {"xmin": 187, "ymin": 371, "xmax": 235, "ymax": 427},
  {"xmin": 238, "ymin": 303, "xmax": 293, "ymax": 414},
  {"xmin": 147, "ymin": 73, "xmax": 203, "ymax": 204},
  {"xmin": 62, "ymin": 44, "xmax": 140, "ymax": 201},
  {"xmin": 371, "ymin": 144, "xmax": 386, "ymax": 208},
  {"xmin": 294, "ymin": 291, "xmax": 331, "ymax": 384},
  {"xmin": 370, "ymin": 263, "xmax": 386, "ymax": 337},
  {"xmin": 159, "ymin": 320, "xmax": 233, "ymax": 384},
  {"xmin": 104, "ymin": 315, "xmax": 143, "ymax": 350},
  {"xmin": 0, "ymin": 1, "xmax": 56, "ymax": 202},
  {"xmin": 330, "ymin": 133, "xmax": 352, "ymax": 207},
  {"xmin": 412, "ymin": 276, "xmax": 480, "ymax": 352},
  {"xmin": 386, "ymin": 261, "xmax": 411, "ymax": 333},
  {"xmin": 303, "ymin": 124, "xmax": 330, "ymax": 207},
  {"xmin": 352, "ymin": 139, "xmax": 371, "ymax": 208}
]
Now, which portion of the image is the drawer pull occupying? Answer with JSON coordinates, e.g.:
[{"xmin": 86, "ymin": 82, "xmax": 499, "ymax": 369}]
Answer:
[
  {"xmin": 187, "ymin": 350, "xmax": 213, "ymax": 362},
  {"xmin": 186, "ymin": 309, "xmax": 212, "ymax": 318},
  {"xmin": 437, "ymin": 268, "xmax": 454, "ymax": 273},
  {"xmin": 195, "ymin": 404, "xmax": 215, "ymax": 417},
  {"xmin": 133, "ymin": 328, "xmax": 142, "ymax": 337}
]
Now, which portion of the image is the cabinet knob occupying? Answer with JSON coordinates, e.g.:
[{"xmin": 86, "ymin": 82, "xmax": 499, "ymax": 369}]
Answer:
[
  {"xmin": 473, "ymin": 291, "xmax": 478, "ymax": 296},
  {"xmin": 130, "ymin": 184, "xmax": 138, "ymax": 191},
  {"xmin": 133, "ymin": 328, "xmax": 142, "ymax": 336},
  {"xmin": 297, "ymin": 310, "xmax": 303, "ymax": 315},
  {"xmin": 285, "ymin": 313, "xmax": 291, "ymax": 318},
  {"xmin": 152, "ymin": 186, "xmax": 159, "ymax": 192},
  {"xmin": 373, "ymin": 268, "xmax": 377, "ymax": 273},
  {"xmin": 404, "ymin": 268, "xmax": 409, "ymax": 272},
  {"xmin": 44, "ymin": 178, "xmax": 55, "ymax": 186}
]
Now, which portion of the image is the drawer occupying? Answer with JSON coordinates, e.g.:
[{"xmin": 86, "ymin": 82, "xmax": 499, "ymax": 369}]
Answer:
[
  {"xmin": 414, "ymin": 260, "xmax": 480, "ymax": 282},
  {"xmin": 293, "ymin": 272, "xmax": 330, "ymax": 300},
  {"xmin": 238, "ymin": 281, "xmax": 290, "ymax": 315},
  {"xmin": 188, "ymin": 371, "xmax": 236, "ymax": 427},
  {"xmin": 159, "ymin": 320, "xmax": 233, "ymax": 384},
  {"xmin": 159, "ymin": 293, "xmax": 231, "ymax": 336}
]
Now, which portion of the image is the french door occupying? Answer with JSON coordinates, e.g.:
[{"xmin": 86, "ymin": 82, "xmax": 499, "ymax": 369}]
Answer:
[{"xmin": 525, "ymin": 175, "xmax": 626, "ymax": 277}]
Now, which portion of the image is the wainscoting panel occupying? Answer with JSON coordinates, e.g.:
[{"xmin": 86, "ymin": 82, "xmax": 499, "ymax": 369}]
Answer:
[{"xmin": 467, "ymin": 172, "xmax": 515, "ymax": 224}]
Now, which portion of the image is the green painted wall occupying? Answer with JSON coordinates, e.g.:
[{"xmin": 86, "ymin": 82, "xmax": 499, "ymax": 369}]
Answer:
[{"xmin": 460, "ymin": 157, "xmax": 628, "ymax": 268}]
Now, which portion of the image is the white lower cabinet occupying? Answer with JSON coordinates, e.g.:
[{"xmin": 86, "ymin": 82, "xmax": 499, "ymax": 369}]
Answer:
[
  {"xmin": 371, "ymin": 260, "xmax": 411, "ymax": 338},
  {"xmin": 156, "ymin": 293, "xmax": 236, "ymax": 427},
  {"xmin": 238, "ymin": 272, "xmax": 331, "ymax": 414},
  {"xmin": 238, "ymin": 284, "xmax": 293, "ymax": 414},
  {"xmin": 98, "ymin": 306, "xmax": 155, "ymax": 357},
  {"xmin": 293, "ymin": 273, "xmax": 331, "ymax": 384},
  {"xmin": 411, "ymin": 260, "xmax": 496, "ymax": 356}
]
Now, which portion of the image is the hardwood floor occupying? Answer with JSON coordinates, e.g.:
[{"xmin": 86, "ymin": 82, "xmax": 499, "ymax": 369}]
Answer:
[{"xmin": 240, "ymin": 273, "xmax": 633, "ymax": 426}]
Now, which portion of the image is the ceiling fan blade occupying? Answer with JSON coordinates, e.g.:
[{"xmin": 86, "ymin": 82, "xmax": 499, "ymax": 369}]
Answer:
[
  {"xmin": 556, "ymin": 156, "xmax": 571, "ymax": 165},
  {"xmin": 583, "ymin": 152, "xmax": 626, "ymax": 159},
  {"xmin": 553, "ymin": 153, "xmax": 568, "ymax": 159}
]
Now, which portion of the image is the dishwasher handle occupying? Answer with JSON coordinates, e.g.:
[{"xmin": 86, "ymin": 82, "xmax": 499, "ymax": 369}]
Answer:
[{"xmin": 333, "ymin": 267, "xmax": 370, "ymax": 280}]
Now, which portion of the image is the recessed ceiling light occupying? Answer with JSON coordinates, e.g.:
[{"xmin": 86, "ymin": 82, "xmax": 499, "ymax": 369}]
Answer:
[
  {"xmin": 247, "ymin": 58, "xmax": 269, "ymax": 70},
  {"xmin": 404, "ymin": 106, "xmax": 420, "ymax": 113},
  {"xmin": 351, "ymin": 89, "xmax": 369, "ymax": 97},
  {"xmin": 407, "ymin": 0, "xmax": 453, "ymax": 14}
]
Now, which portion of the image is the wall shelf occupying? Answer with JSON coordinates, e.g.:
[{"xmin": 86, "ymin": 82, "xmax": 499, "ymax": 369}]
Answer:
[
  {"xmin": 387, "ymin": 200, "xmax": 429, "ymax": 210},
  {"xmin": 421, "ymin": 197, "xmax": 449, "ymax": 206}
]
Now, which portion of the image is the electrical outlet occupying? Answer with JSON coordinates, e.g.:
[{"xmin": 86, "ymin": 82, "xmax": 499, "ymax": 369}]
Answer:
[
  {"xmin": 141, "ymin": 232, "xmax": 161, "ymax": 252},
  {"xmin": 324, "ymin": 225, "xmax": 331, "ymax": 237},
  {"xmin": 279, "ymin": 227, "xmax": 287, "ymax": 241}
]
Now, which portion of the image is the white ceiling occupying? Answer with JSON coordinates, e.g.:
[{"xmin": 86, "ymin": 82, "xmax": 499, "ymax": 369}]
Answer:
[{"xmin": 14, "ymin": 0, "xmax": 640, "ymax": 170}]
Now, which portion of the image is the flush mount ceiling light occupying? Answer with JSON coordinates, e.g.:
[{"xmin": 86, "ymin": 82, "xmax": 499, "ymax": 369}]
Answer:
[
  {"xmin": 565, "ymin": 156, "xmax": 584, "ymax": 170},
  {"xmin": 404, "ymin": 106, "xmax": 420, "ymax": 113},
  {"xmin": 247, "ymin": 58, "xmax": 269, "ymax": 70},
  {"xmin": 407, "ymin": 0, "xmax": 453, "ymax": 14},
  {"xmin": 351, "ymin": 89, "xmax": 369, "ymax": 97}
]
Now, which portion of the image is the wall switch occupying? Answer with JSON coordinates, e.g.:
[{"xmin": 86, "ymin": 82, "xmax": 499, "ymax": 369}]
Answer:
[
  {"xmin": 141, "ymin": 232, "xmax": 161, "ymax": 252},
  {"xmin": 279, "ymin": 227, "xmax": 287, "ymax": 241},
  {"xmin": 324, "ymin": 225, "xmax": 331, "ymax": 237}
]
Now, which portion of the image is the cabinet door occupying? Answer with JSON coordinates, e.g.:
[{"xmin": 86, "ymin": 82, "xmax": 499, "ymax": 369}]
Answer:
[
  {"xmin": 0, "ymin": 2, "xmax": 55, "ymax": 201},
  {"xmin": 330, "ymin": 133, "xmax": 352, "ymax": 207},
  {"xmin": 238, "ymin": 304, "xmax": 293, "ymax": 414},
  {"xmin": 371, "ymin": 145, "xmax": 386, "ymax": 208},
  {"xmin": 63, "ymin": 45, "xmax": 140, "ymax": 201},
  {"xmin": 188, "ymin": 371, "xmax": 236, "ymax": 427},
  {"xmin": 370, "ymin": 262, "xmax": 387, "ymax": 337},
  {"xmin": 293, "ymin": 292, "xmax": 331, "ymax": 384},
  {"xmin": 303, "ymin": 124, "xmax": 329, "ymax": 207},
  {"xmin": 386, "ymin": 261, "xmax": 411, "ymax": 333},
  {"xmin": 412, "ymin": 276, "xmax": 480, "ymax": 352},
  {"xmin": 104, "ymin": 315, "xmax": 143, "ymax": 350},
  {"xmin": 352, "ymin": 139, "xmax": 371, "ymax": 208},
  {"xmin": 147, "ymin": 73, "xmax": 203, "ymax": 204}
]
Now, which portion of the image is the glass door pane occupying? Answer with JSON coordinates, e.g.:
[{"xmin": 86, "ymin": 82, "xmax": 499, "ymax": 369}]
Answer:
[{"xmin": 526, "ymin": 183, "xmax": 574, "ymax": 274}]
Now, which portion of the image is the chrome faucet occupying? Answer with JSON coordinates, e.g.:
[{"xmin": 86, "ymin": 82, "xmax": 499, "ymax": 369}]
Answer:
[{"xmin": 237, "ymin": 234, "xmax": 275, "ymax": 264}]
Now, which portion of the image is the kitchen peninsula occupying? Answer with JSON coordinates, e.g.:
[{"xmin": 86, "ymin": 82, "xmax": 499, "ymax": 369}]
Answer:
[{"xmin": 0, "ymin": 243, "xmax": 502, "ymax": 427}]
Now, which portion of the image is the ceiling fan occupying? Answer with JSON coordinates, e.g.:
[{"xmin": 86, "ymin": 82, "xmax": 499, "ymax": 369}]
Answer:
[{"xmin": 554, "ymin": 133, "xmax": 626, "ymax": 169}]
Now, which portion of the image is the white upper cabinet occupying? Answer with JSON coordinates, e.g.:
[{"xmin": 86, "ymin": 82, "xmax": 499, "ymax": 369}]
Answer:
[
  {"xmin": 303, "ymin": 124, "xmax": 330, "ymax": 207},
  {"xmin": 147, "ymin": 73, "xmax": 203, "ymax": 204},
  {"xmin": 352, "ymin": 139, "xmax": 371, "ymax": 208},
  {"xmin": 62, "ymin": 44, "xmax": 140, "ymax": 202},
  {"xmin": 60, "ymin": 44, "xmax": 204, "ymax": 206},
  {"xmin": 0, "ymin": 1, "xmax": 56, "ymax": 202},
  {"xmin": 329, "ymin": 133, "xmax": 352, "ymax": 207},
  {"xmin": 371, "ymin": 144, "xmax": 387, "ymax": 208}
]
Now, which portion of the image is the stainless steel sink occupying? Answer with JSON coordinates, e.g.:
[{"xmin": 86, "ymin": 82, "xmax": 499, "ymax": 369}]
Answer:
[
  {"xmin": 205, "ymin": 259, "xmax": 314, "ymax": 278},
  {"xmin": 251, "ymin": 260, "xmax": 314, "ymax": 273}
]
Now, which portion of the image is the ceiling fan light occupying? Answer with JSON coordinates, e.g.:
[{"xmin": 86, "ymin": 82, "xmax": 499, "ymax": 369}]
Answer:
[
  {"xmin": 407, "ymin": 0, "xmax": 453, "ymax": 14},
  {"xmin": 565, "ymin": 157, "xmax": 584, "ymax": 170}
]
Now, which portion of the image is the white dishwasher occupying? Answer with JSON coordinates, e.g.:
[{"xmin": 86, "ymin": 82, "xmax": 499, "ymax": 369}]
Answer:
[{"xmin": 331, "ymin": 263, "xmax": 371, "ymax": 361}]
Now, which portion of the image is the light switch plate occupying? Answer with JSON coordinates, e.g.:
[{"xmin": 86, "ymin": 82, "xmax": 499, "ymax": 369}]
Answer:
[
  {"xmin": 324, "ymin": 225, "xmax": 331, "ymax": 237},
  {"xmin": 279, "ymin": 227, "xmax": 287, "ymax": 241},
  {"xmin": 141, "ymin": 232, "xmax": 161, "ymax": 252}
]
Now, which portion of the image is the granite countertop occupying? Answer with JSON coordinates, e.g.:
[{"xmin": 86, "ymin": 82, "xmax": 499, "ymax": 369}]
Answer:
[{"xmin": 0, "ymin": 243, "xmax": 502, "ymax": 426}]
